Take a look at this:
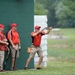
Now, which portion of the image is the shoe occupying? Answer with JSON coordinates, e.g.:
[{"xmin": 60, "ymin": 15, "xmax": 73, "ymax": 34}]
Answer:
[
  {"xmin": 36, "ymin": 67, "xmax": 42, "ymax": 70},
  {"xmin": 24, "ymin": 67, "xmax": 28, "ymax": 70},
  {"xmin": 0, "ymin": 70, "xmax": 6, "ymax": 72},
  {"xmin": 13, "ymin": 67, "xmax": 18, "ymax": 70},
  {"xmin": 11, "ymin": 67, "xmax": 18, "ymax": 71}
]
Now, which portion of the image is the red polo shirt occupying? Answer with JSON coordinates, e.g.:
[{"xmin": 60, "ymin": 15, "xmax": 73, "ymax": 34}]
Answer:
[
  {"xmin": 7, "ymin": 29, "xmax": 20, "ymax": 44},
  {"xmin": 0, "ymin": 32, "xmax": 7, "ymax": 51},
  {"xmin": 31, "ymin": 32, "xmax": 44, "ymax": 46}
]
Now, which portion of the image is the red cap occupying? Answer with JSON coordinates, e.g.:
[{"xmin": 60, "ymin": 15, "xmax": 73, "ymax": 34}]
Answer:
[
  {"xmin": 34, "ymin": 25, "xmax": 41, "ymax": 29},
  {"xmin": 11, "ymin": 23, "xmax": 17, "ymax": 27},
  {"xmin": 0, "ymin": 24, "xmax": 4, "ymax": 28}
]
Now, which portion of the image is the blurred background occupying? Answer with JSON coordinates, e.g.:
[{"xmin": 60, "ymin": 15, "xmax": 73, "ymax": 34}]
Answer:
[
  {"xmin": 34, "ymin": 0, "xmax": 75, "ymax": 28},
  {"xmin": 34, "ymin": 0, "xmax": 75, "ymax": 74}
]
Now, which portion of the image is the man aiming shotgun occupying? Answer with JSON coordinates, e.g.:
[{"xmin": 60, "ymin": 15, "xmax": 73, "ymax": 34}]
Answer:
[{"xmin": 24, "ymin": 25, "xmax": 52, "ymax": 70}]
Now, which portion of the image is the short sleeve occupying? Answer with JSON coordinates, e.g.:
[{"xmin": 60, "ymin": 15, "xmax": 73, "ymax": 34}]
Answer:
[
  {"xmin": 31, "ymin": 32, "xmax": 34, "ymax": 36},
  {"xmin": 7, "ymin": 31, "xmax": 11, "ymax": 40},
  {"xmin": 0, "ymin": 35, "xmax": 2, "ymax": 40},
  {"xmin": 41, "ymin": 31, "xmax": 45, "ymax": 35}
]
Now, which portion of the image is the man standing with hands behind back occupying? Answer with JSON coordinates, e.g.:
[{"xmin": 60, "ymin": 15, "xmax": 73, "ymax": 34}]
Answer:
[
  {"xmin": 7, "ymin": 23, "xmax": 21, "ymax": 70},
  {"xmin": 0, "ymin": 24, "xmax": 9, "ymax": 72}
]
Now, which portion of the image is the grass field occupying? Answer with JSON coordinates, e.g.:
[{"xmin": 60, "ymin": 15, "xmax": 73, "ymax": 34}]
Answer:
[
  {"xmin": 0, "ymin": 28, "xmax": 75, "ymax": 75},
  {"xmin": 48, "ymin": 28, "xmax": 75, "ymax": 61},
  {"xmin": 0, "ymin": 61, "xmax": 75, "ymax": 75}
]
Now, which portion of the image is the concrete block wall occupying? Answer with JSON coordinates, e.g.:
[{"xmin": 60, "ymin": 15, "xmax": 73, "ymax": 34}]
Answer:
[{"xmin": 34, "ymin": 15, "xmax": 48, "ymax": 67}]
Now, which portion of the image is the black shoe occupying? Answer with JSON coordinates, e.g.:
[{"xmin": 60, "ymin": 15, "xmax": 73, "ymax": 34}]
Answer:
[
  {"xmin": 0, "ymin": 70, "xmax": 6, "ymax": 72},
  {"xmin": 24, "ymin": 67, "xmax": 28, "ymax": 70},
  {"xmin": 13, "ymin": 67, "xmax": 18, "ymax": 70},
  {"xmin": 36, "ymin": 67, "xmax": 42, "ymax": 70}
]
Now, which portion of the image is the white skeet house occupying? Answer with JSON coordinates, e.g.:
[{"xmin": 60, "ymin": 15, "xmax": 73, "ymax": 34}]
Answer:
[{"xmin": 34, "ymin": 15, "xmax": 48, "ymax": 67}]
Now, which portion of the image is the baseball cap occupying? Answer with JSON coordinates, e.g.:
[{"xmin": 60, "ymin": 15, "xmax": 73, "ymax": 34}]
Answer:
[
  {"xmin": 34, "ymin": 25, "xmax": 41, "ymax": 29},
  {"xmin": 0, "ymin": 24, "xmax": 4, "ymax": 28},
  {"xmin": 11, "ymin": 23, "xmax": 17, "ymax": 27}
]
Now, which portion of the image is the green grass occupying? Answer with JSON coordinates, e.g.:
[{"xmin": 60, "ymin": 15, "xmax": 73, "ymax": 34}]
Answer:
[
  {"xmin": 0, "ymin": 28, "xmax": 75, "ymax": 75},
  {"xmin": 61, "ymin": 28, "xmax": 75, "ymax": 37},
  {"xmin": 48, "ymin": 28, "xmax": 75, "ymax": 60},
  {"xmin": 0, "ymin": 62, "xmax": 75, "ymax": 75}
]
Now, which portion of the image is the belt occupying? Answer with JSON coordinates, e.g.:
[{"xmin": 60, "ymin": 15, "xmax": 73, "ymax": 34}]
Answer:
[
  {"xmin": 34, "ymin": 46, "xmax": 40, "ymax": 47},
  {"xmin": 31, "ymin": 45, "xmax": 40, "ymax": 48},
  {"xmin": 14, "ymin": 43, "xmax": 19, "ymax": 45}
]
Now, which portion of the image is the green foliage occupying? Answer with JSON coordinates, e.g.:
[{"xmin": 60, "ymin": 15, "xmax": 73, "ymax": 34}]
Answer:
[
  {"xmin": 34, "ymin": 3, "xmax": 47, "ymax": 15},
  {"xmin": 34, "ymin": 0, "xmax": 48, "ymax": 15},
  {"xmin": 56, "ymin": 0, "xmax": 75, "ymax": 27},
  {"xmin": 34, "ymin": 0, "xmax": 75, "ymax": 28}
]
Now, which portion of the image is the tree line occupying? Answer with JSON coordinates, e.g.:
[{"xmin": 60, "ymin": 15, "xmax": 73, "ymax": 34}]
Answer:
[{"xmin": 34, "ymin": 0, "xmax": 75, "ymax": 28}]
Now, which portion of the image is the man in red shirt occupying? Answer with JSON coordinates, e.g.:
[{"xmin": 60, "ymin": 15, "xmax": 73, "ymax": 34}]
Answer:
[
  {"xmin": 24, "ymin": 25, "xmax": 52, "ymax": 70},
  {"xmin": 0, "ymin": 24, "xmax": 9, "ymax": 72},
  {"xmin": 7, "ymin": 23, "xmax": 21, "ymax": 70}
]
